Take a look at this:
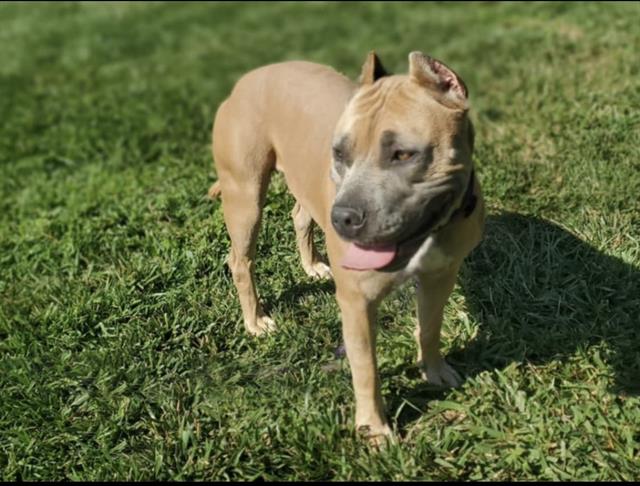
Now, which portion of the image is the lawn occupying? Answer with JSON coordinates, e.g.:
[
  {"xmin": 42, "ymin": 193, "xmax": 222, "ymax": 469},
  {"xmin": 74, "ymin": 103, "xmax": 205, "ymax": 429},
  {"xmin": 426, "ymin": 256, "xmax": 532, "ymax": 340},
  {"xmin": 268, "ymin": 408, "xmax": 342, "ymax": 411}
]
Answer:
[{"xmin": 1, "ymin": 1, "xmax": 639, "ymax": 481}]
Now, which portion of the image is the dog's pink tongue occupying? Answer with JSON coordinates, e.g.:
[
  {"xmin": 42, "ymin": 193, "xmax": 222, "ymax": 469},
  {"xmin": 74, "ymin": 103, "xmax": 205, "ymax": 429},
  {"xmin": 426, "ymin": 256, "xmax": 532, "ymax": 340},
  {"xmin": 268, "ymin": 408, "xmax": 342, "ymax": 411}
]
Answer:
[{"xmin": 341, "ymin": 243, "xmax": 397, "ymax": 270}]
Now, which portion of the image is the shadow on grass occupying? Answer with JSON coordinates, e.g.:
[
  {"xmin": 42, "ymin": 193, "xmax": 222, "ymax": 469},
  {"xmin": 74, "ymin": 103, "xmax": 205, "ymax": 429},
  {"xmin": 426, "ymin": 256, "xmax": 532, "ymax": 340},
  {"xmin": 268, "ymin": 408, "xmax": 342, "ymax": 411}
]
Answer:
[{"xmin": 388, "ymin": 212, "xmax": 640, "ymax": 430}]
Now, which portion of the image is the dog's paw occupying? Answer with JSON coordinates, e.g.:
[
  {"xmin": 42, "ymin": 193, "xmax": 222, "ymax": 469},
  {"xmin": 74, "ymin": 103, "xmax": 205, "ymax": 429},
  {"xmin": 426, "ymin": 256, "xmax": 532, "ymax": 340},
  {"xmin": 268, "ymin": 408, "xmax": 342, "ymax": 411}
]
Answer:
[
  {"xmin": 357, "ymin": 423, "xmax": 395, "ymax": 449},
  {"xmin": 420, "ymin": 359, "xmax": 462, "ymax": 388},
  {"xmin": 303, "ymin": 261, "xmax": 333, "ymax": 280},
  {"xmin": 246, "ymin": 314, "xmax": 277, "ymax": 336}
]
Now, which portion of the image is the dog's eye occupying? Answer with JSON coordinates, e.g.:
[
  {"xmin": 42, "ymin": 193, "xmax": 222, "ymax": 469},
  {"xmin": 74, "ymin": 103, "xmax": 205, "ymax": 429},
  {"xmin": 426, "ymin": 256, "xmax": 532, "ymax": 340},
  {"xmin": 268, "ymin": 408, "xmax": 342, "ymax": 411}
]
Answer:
[
  {"xmin": 393, "ymin": 150, "xmax": 417, "ymax": 162},
  {"xmin": 332, "ymin": 147, "xmax": 344, "ymax": 162}
]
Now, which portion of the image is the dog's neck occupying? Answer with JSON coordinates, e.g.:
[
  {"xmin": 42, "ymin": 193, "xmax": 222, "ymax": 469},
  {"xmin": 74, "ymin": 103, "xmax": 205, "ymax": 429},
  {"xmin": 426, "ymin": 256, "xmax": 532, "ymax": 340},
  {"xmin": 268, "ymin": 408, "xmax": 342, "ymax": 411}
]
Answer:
[{"xmin": 451, "ymin": 168, "xmax": 477, "ymax": 220}]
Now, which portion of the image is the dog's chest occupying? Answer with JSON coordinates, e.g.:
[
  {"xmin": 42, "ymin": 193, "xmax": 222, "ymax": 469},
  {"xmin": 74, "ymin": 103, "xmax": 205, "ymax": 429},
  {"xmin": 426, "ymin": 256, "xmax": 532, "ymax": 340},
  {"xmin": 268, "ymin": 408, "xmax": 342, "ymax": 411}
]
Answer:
[{"xmin": 400, "ymin": 235, "xmax": 455, "ymax": 280}]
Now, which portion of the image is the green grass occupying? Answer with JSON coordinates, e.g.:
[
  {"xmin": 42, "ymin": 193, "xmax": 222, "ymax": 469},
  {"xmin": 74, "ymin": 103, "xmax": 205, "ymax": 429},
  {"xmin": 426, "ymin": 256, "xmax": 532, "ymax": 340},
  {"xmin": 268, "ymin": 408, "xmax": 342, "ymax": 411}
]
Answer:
[{"xmin": 1, "ymin": 1, "xmax": 639, "ymax": 481}]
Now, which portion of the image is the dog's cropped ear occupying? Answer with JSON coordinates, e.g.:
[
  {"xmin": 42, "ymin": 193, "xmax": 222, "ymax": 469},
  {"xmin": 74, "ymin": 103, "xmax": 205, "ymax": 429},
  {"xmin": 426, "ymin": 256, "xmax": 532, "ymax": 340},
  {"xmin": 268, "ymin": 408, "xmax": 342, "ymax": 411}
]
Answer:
[
  {"xmin": 408, "ymin": 51, "xmax": 469, "ymax": 110},
  {"xmin": 359, "ymin": 51, "xmax": 389, "ymax": 85}
]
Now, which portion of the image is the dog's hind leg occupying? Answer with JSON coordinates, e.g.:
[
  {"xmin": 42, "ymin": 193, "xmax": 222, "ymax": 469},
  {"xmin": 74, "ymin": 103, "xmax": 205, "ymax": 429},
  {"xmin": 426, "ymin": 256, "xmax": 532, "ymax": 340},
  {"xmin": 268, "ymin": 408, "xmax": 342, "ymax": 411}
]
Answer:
[
  {"xmin": 291, "ymin": 202, "xmax": 332, "ymax": 280},
  {"xmin": 213, "ymin": 101, "xmax": 277, "ymax": 336},
  {"xmin": 218, "ymin": 162, "xmax": 275, "ymax": 336}
]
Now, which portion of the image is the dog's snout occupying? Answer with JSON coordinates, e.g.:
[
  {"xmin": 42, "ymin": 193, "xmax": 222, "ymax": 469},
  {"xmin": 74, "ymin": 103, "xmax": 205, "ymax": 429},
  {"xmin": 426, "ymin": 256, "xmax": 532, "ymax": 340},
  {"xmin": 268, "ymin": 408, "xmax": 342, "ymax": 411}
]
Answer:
[{"xmin": 331, "ymin": 205, "xmax": 366, "ymax": 238}]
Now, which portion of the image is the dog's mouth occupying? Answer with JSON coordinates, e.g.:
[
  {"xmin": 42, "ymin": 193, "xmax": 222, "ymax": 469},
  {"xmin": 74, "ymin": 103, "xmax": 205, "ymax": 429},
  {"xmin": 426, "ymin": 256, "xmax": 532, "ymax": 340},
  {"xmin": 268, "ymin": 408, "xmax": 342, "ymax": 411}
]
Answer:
[{"xmin": 341, "ymin": 196, "xmax": 452, "ymax": 272}]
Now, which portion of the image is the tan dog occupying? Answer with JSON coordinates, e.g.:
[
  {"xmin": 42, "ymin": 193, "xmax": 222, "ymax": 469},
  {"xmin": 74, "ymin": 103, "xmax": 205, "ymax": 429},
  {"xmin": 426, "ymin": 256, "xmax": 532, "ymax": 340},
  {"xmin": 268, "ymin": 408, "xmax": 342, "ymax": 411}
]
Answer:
[{"xmin": 209, "ymin": 51, "xmax": 484, "ymax": 443}]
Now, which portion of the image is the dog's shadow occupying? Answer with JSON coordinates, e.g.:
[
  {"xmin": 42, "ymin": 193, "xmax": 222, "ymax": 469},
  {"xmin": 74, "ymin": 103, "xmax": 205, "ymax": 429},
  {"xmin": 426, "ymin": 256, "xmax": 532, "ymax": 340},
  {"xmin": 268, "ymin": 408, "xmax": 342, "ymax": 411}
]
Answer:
[{"xmin": 387, "ymin": 212, "xmax": 640, "ymax": 430}]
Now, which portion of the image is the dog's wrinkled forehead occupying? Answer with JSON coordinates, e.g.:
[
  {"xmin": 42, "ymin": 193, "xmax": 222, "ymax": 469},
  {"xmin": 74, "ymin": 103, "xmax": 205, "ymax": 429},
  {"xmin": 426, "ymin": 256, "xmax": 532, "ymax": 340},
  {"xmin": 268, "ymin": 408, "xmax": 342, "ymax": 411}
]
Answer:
[
  {"xmin": 335, "ymin": 51, "xmax": 470, "ymax": 158},
  {"xmin": 338, "ymin": 81, "xmax": 459, "ymax": 152}
]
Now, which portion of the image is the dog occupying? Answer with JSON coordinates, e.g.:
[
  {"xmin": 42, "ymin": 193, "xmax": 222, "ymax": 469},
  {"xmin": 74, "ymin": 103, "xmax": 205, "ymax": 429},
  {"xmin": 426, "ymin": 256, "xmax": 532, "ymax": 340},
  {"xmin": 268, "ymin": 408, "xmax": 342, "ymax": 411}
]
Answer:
[{"xmin": 209, "ymin": 51, "xmax": 485, "ymax": 444}]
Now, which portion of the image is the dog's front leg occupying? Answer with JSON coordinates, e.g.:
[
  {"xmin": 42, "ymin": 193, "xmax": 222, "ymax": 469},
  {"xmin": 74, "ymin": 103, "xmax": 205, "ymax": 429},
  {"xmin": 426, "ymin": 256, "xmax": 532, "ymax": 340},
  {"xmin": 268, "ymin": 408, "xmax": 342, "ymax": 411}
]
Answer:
[
  {"xmin": 336, "ymin": 289, "xmax": 392, "ymax": 444},
  {"xmin": 415, "ymin": 267, "xmax": 462, "ymax": 388}
]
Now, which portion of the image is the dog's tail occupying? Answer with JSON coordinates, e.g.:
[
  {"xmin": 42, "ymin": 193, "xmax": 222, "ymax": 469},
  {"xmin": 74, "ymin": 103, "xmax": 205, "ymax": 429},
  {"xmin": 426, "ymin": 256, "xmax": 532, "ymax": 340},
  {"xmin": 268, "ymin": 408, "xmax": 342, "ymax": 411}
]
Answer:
[{"xmin": 207, "ymin": 180, "xmax": 222, "ymax": 200}]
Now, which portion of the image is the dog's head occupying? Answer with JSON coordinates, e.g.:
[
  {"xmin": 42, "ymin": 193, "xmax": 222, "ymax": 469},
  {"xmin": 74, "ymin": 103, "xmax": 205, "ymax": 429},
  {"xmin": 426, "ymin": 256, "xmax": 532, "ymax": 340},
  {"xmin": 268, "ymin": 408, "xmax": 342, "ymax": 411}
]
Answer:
[{"xmin": 330, "ymin": 51, "xmax": 475, "ymax": 271}]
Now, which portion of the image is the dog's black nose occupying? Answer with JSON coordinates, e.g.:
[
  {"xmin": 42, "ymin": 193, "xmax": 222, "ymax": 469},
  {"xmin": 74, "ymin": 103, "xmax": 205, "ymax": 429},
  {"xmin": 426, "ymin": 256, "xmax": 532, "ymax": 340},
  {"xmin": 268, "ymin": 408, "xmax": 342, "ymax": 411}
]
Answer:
[{"xmin": 331, "ymin": 205, "xmax": 366, "ymax": 238}]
